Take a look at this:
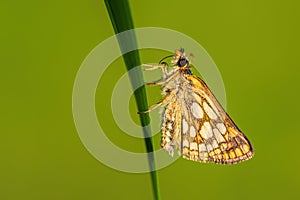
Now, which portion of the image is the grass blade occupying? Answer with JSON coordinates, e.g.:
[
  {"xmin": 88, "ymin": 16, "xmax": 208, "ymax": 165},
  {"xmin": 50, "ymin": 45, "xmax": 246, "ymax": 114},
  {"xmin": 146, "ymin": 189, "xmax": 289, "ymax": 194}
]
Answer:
[{"xmin": 104, "ymin": 1, "xmax": 160, "ymax": 200}]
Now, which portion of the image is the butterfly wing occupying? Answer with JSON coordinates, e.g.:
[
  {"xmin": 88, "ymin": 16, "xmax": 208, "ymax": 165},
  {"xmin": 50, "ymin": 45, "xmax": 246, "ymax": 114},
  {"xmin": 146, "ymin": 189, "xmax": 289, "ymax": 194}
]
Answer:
[
  {"xmin": 160, "ymin": 94, "xmax": 182, "ymax": 156},
  {"xmin": 180, "ymin": 74, "xmax": 254, "ymax": 164}
]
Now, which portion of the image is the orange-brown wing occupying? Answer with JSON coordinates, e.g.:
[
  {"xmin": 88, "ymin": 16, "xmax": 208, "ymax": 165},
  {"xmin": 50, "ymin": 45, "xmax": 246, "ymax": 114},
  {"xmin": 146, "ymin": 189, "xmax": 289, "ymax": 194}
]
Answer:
[{"xmin": 180, "ymin": 74, "xmax": 254, "ymax": 164}]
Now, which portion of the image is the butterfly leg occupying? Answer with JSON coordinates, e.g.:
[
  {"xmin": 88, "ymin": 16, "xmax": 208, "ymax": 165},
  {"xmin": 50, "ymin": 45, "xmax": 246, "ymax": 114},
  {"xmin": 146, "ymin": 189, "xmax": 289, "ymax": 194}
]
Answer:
[
  {"xmin": 145, "ymin": 70, "xmax": 181, "ymax": 86},
  {"xmin": 137, "ymin": 102, "xmax": 161, "ymax": 114},
  {"xmin": 142, "ymin": 63, "xmax": 168, "ymax": 78},
  {"xmin": 142, "ymin": 63, "xmax": 167, "ymax": 71},
  {"xmin": 145, "ymin": 79, "xmax": 165, "ymax": 86},
  {"xmin": 137, "ymin": 94, "xmax": 171, "ymax": 114}
]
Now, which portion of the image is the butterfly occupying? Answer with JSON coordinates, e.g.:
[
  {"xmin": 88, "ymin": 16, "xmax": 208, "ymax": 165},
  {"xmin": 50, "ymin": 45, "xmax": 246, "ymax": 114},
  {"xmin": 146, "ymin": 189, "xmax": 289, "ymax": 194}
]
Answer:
[{"xmin": 139, "ymin": 48, "xmax": 254, "ymax": 164}]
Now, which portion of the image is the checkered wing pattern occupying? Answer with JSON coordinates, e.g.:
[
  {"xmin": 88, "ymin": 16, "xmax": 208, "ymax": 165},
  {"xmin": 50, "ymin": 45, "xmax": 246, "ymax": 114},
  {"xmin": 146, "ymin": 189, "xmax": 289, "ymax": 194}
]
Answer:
[{"xmin": 179, "ymin": 75, "xmax": 253, "ymax": 164}]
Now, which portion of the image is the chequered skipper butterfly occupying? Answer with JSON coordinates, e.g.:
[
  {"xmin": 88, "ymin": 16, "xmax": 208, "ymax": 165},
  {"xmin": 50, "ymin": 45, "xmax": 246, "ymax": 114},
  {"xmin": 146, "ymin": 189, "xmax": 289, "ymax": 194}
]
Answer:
[{"xmin": 139, "ymin": 48, "xmax": 254, "ymax": 164}]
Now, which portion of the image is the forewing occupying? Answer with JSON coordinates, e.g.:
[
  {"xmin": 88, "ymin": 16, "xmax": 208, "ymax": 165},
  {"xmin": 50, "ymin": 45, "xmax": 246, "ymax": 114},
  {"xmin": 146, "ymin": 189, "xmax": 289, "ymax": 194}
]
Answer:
[{"xmin": 181, "ymin": 74, "xmax": 254, "ymax": 164}]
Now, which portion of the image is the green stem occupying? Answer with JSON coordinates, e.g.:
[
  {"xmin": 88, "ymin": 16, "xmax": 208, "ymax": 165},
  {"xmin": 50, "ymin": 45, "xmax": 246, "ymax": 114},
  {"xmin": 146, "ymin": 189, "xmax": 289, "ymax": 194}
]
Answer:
[{"xmin": 104, "ymin": 1, "xmax": 160, "ymax": 200}]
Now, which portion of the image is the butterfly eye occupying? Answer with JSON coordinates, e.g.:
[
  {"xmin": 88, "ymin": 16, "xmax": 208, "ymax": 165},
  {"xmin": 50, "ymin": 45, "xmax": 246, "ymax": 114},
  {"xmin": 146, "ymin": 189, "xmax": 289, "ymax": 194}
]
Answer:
[{"xmin": 178, "ymin": 58, "xmax": 188, "ymax": 67}]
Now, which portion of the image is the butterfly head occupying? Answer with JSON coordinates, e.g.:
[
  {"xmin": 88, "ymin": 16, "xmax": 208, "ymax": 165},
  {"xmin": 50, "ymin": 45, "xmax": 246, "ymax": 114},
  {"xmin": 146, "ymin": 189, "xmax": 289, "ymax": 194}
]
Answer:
[
  {"xmin": 159, "ymin": 48, "xmax": 192, "ymax": 74},
  {"xmin": 174, "ymin": 48, "xmax": 191, "ymax": 67},
  {"xmin": 174, "ymin": 48, "xmax": 193, "ymax": 75}
]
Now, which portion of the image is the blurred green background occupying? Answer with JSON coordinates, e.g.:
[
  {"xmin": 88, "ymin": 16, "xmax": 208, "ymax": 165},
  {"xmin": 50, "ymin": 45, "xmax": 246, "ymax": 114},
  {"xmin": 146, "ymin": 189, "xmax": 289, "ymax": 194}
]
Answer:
[{"xmin": 1, "ymin": 0, "xmax": 300, "ymax": 199}]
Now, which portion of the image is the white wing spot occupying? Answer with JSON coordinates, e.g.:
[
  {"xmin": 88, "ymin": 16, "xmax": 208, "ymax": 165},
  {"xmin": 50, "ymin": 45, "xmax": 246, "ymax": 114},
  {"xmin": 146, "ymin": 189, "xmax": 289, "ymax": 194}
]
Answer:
[
  {"xmin": 217, "ymin": 123, "xmax": 226, "ymax": 135},
  {"xmin": 182, "ymin": 119, "xmax": 188, "ymax": 134},
  {"xmin": 212, "ymin": 139, "xmax": 219, "ymax": 149},
  {"xmin": 203, "ymin": 102, "xmax": 217, "ymax": 119},
  {"xmin": 167, "ymin": 123, "xmax": 172, "ymax": 130},
  {"xmin": 183, "ymin": 139, "xmax": 189, "ymax": 147},
  {"xmin": 199, "ymin": 143, "xmax": 207, "ymax": 152},
  {"xmin": 192, "ymin": 92, "xmax": 202, "ymax": 104},
  {"xmin": 200, "ymin": 122, "xmax": 213, "ymax": 140},
  {"xmin": 190, "ymin": 142, "xmax": 198, "ymax": 150},
  {"xmin": 165, "ymin": 137, "xmax": 171, "ymax": 142},
  {"xmin": 191, "ymin": 102, "xmax": 203, "ymax": 119},
  {"xmin": 189, "ymin": 126, "xmax": 196, "ymax": 138},
  {"xmin": 165, "ymin": 130, "xmax": 171, "ymax": 137},
  {"xmin": 213, "ymin": 128, "xmax": 225, "ymax": 143},
  {"xmin": 207, "ymin": 144, "xmax": 213, "ymax": 152}
]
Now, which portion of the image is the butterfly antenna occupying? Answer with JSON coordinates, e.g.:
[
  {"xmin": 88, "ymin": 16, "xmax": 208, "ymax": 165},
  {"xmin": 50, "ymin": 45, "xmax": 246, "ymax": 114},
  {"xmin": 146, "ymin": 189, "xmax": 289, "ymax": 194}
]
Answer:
[{"xmin": 159, "ymin": 55, "xmax": 174, "ymax": 64}]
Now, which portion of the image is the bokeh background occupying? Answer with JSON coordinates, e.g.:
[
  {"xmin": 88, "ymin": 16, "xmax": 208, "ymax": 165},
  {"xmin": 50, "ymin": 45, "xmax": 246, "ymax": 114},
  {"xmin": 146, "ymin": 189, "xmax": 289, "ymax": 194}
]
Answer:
[{"xmin": 1, "ymin": 0, "xmax": 300, "ymax": 199}]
